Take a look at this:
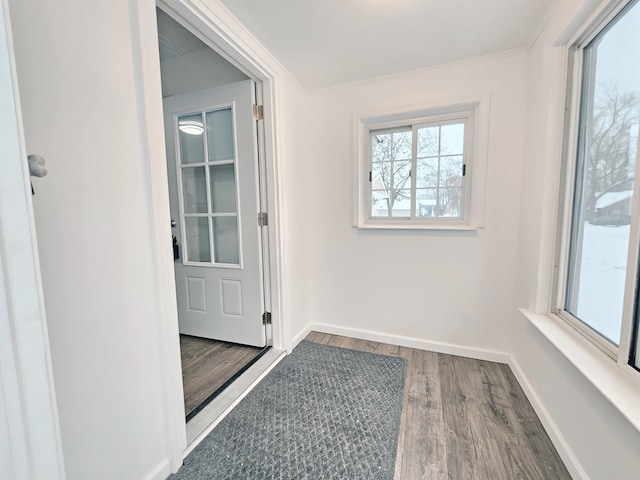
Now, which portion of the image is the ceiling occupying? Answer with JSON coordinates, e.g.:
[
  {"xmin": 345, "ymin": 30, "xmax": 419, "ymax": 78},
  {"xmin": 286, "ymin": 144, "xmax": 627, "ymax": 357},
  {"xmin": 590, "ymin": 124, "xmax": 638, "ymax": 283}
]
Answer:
[
  {"xmin": 218, "ymin": 0, "xmax": 556, "ymax": 90},
  {"xmin": 157, "ymin": 8, "xmax": 207, "ymax": 62}
]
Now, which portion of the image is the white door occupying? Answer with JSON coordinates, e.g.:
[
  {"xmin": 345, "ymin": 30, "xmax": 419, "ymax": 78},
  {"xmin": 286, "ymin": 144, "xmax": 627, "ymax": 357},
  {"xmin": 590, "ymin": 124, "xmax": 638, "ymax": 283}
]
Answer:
[{"xmin": 164, "ymin": 80, "xmax": 265, "ymax": 347}]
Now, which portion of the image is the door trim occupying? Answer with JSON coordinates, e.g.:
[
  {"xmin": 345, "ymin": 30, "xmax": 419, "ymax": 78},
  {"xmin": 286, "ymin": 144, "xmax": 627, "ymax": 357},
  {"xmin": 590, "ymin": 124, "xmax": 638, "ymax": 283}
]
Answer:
[
  {"xmin": 130, "ymin": 0, "xmax": 286, "ymax": 471},
  {"xmin": 157, "ymin": 0, "xmax": 285, "ymax": 352},
  {"xmin": 165, "ymin": 82, "xmax": 267, "ymax": 346}
]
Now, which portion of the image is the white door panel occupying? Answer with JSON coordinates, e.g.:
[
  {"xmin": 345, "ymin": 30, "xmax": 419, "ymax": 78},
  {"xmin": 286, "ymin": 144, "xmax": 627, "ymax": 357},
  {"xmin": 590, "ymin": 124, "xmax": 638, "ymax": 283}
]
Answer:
[{"xmin": 164, "ymin": 80, "xmax": 265, "ymax": 347}]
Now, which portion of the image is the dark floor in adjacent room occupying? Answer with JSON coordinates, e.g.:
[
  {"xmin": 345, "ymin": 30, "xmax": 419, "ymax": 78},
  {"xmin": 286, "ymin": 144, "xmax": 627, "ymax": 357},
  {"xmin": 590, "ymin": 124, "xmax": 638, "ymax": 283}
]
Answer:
[{"xmin": 180, "ymin": 335, "xmax": 262, "ymax": 417}]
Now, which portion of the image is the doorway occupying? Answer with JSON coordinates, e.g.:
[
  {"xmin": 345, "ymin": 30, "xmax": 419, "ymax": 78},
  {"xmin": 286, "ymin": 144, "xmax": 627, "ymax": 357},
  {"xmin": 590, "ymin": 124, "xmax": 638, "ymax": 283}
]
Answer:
[{"xmin": 156, "ymin": 7, "xmax": 270, "ymax": 423}]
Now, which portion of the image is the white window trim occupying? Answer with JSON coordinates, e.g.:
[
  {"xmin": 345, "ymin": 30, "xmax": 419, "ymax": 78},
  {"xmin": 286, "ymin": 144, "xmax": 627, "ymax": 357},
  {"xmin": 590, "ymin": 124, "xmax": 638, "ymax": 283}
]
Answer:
[
  {"xmin": 353, "ymin": 94, "xmax": 490, "ymax": 230},
  {"xmin": 518, "ymin": 0, "xmax": 640, "ymax": 442},
  {"xmin": 553, "ymin": 0, "xmax": 640, "ymax": 365}
]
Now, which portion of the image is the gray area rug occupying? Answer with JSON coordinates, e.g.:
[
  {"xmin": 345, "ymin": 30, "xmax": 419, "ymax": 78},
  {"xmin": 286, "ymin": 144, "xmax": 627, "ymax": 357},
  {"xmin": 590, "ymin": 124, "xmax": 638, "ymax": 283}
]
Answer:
[{"xmin": 170, "ymin": 340, "xmax": 407, "ymax": 479}]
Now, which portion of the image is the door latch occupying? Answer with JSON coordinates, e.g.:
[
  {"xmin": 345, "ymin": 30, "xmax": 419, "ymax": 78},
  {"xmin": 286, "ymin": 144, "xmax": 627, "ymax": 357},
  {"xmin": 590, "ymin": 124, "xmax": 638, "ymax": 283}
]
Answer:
[{"xmin": 172, "ymin": 236, "xmax": 180, "ymax": 260}]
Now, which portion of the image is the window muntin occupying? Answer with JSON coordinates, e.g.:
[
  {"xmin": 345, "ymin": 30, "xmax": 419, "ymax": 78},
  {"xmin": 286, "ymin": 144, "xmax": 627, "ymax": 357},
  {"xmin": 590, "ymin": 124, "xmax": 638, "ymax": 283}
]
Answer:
[
  {"xmin": 176, "ymin": 106, "xmax": 241, "ymax": 266},
  {"xmin": 415, "ymin": 122, "xmax": 465, "ymax": 219},
  {"xmin": 370, "ymin": 127, "xmax": 413, "ymax": 218},
  {"xmin": 368, "ymin": 116, "xmax": 469, "ymax": 223},
  {"xmin": 560, "ymin": 0, "xmax": 640, "ymax": 359}
]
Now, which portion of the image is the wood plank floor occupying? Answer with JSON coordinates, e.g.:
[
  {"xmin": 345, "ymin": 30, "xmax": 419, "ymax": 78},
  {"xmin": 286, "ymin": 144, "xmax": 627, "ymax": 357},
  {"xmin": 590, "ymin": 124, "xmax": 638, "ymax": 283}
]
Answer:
[
  {"xmin": 305, "ymin": 331, "xmax": 572, "ymax": 480},
  {"xmin": 180, "ymin": 335, "xmax": 262, "ymax": 417}
]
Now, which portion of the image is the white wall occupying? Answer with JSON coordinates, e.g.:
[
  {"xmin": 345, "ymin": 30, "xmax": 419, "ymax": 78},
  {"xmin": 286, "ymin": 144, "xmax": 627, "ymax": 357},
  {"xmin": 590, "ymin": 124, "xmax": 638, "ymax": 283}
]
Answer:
[
  {"xmin": 6, "ymin": 0, "xmax": 311, "ymax": 476},
  {"xmin": 8, "ymin": 0, "xmax": 180, "ymax": 478},
  {"xmin": 270, "ymin": 72, "xmax": 312, "ymax": 349},
  {"xmin": 288, "ymin": 53, "xmax": 528, "ymax": 354},
  {"xmin": 160, "ymin": 47, "xmax": 247, "ymax": 97},
  {"xmin": 8, "ymin": 0, "xmax": 639, "ymax": 477},
  {"xmin": 513, "ymin": 0, "xmax": 640, "ymax": 477}
]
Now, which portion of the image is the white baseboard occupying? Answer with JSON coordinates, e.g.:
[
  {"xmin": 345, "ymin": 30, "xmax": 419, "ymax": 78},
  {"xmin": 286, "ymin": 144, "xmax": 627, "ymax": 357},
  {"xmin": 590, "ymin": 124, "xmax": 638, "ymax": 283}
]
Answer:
[
  {"xmin": 291, "ymin": 324, "xmax": 314, "ymax": 349},
  {"xmin": 508, "ymin": 355, "xmax": 588, "ymax": 480},
  {"xmin": 142, "ymin": 458, "xmax": 171, "ymax": 480},
  {"xmin": 305, "ymin": 322, "xmax": 509, "ymax": 363}
]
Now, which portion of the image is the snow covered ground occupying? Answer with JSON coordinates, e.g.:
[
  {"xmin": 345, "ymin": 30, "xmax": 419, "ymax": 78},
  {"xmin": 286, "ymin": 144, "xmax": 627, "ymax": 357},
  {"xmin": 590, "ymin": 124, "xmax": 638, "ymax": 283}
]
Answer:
[{"xmin": 573, "ymin": 223, "xmax": 630, "ymax": 344}]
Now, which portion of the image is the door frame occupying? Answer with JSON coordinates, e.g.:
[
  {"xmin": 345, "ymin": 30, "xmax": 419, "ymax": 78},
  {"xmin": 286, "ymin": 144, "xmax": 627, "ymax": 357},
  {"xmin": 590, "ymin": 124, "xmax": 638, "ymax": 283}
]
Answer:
[
  {"xmin": 130, "ymin": 0, "xmax": 286, "ymax": 470},
  {"xmin": 165, "ymin": 81, "xmax": 267, "ymax": 347},
  {"xmin": 154, "ymin": 0, "xmax": 285, "ymax": 346}
]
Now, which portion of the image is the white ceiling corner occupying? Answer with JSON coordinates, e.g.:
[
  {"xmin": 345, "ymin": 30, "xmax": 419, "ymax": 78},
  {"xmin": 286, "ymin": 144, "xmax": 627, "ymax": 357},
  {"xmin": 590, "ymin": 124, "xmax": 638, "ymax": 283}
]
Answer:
[
  {"xmin": 218, "ymin": 0, "xmax": 556, "ymax": 90},
  {"xmin": 157, "ymin": 8, "xmax": 207, "ymax": 62}
]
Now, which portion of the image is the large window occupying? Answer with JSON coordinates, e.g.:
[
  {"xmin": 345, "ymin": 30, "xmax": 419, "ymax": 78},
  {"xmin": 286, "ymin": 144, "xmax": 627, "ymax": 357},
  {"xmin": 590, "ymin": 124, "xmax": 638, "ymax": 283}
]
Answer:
[
  {"xmin": 559, "ymin": 0, "xmax": 640, "ymax": 368},
  {"xmin": 353, "ymin": 99, "xmax": 489, "ymax": 230}
]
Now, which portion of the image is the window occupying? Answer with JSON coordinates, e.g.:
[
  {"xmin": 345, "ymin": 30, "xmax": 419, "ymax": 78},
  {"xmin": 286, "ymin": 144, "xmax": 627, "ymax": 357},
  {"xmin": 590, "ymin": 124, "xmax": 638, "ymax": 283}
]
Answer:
[
  {"xmin": 558, "ymin": 0, "xmax": 640, "ymax": 369},
  {"xmin": 353, "ymin": 99, "xmax": 489, "ymax": 230},
  {"xmin": 175, "ymin": 106, "xmax": 241, "ymax": 266},
  {"xmin": 370, "ymin": 120, "xmax": 466, "ymax": 219}
]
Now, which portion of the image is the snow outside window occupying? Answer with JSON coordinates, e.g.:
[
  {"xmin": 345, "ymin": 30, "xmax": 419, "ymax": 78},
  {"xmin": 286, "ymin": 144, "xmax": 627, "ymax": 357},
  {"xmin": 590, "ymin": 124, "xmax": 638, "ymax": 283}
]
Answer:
[
  {"xmin": 557, "ymin": 0, "xmax": 640, "ymax": 369},
  {"xmin": 353, "ymin": 99, "xmax": 489, "ymax": 230}
]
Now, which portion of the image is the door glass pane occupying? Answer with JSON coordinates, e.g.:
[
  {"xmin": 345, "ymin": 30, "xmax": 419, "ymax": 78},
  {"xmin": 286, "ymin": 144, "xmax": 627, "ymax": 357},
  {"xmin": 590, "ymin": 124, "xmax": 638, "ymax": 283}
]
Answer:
[
  {"xmin": 178, "ymin": 114, "xmax": 205, "ymax": 164},
  {"xmin": 185, "ymin": 217, "xmax": 211, "ymax": 263},
  {"xmin": 213, "ymin": 216, "xmax": 240, "ymax": 264},
  {"xmin": 206, "ymin": 108, "xmax": 234, "ymax": 162},
  {"xmin": 565, "ymin": 1, "xmax": 640, "ymax": 345},
  {"xmin": 182, "ymin": 167, "xmax": 207, "ymax": 213},
  {"xmin": 210, "ymin": 164, "xmax": 237, "ymax": 213}
]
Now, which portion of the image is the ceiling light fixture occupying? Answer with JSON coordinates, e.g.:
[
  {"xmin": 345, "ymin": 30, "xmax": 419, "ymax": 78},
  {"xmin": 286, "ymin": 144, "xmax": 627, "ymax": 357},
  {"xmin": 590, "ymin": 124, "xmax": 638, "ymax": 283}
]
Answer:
[{"xmin": 178, "ymin": 120, "xmax": 204, "ymax": 135}]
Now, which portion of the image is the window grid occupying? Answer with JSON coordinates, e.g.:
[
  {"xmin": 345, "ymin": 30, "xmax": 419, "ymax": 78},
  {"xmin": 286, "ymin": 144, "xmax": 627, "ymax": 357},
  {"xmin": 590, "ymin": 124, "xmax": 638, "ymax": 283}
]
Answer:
[
  {"xmin": 415, "ymin": 123, "xmax": 465, "ymax": 219},
  {"xmin": 369, "ymin": 120, "xmax": 467, "ymax": 221},
  {"xmin": 176, "ymin": 106, "xmax": 241, "ymax": 266}
]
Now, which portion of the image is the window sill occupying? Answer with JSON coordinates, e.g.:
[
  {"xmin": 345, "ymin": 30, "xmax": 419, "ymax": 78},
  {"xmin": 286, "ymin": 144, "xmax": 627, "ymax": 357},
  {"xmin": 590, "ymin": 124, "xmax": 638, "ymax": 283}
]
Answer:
[
  {"xmin": 356, "ymin": 221, "xmax": 479, "ymax": 231},
  {"xmin": 520, "ymin": 308, "xmax": 640, "ymax": 434}
]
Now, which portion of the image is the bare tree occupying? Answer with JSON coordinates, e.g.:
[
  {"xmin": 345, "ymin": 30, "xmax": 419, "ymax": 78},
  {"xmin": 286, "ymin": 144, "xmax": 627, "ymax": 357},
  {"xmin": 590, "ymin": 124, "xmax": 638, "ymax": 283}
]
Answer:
[
  {"xmin": 438, "ymin": 164, "xmax": 463, "ymax": 216},
  {"xmin": 584, "ymin": 83, "xmax": 639, "ymax": 221},
  {"xmin": 371, "ymin": 130, "xmax": 413, "ymax": 216},
  {"xmin": 371, "ymin": 126, "xmax": 462, "ymax": 217}
]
